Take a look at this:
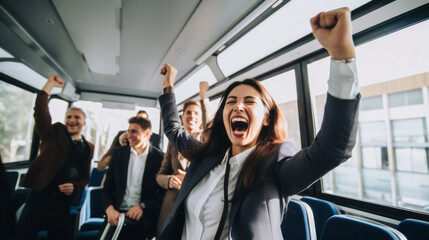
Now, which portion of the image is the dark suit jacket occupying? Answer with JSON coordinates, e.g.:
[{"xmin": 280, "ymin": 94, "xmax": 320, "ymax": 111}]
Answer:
[
  {"xmin": 102, "ymin": 145, "xmax": 165, "ymax": 237},
  {"xmin": 20, "ymin": 91, "xmax": 94, "ymax": 191},
  {"xmin": 158, "ymin": 92, "xmax": 360, "ymax": 240}
]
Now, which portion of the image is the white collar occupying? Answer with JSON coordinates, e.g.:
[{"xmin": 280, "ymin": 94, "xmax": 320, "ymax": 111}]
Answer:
[
  {"xmin": 130, "ymin": 143, "xmax": 150, "ymax": 157},
  {"xmin": 223, "ymin": 146, "xmax": 256, "ymax": 167}
]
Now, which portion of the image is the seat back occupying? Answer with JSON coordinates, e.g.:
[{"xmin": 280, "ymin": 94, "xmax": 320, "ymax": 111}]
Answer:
[
  {"xmin": 88, "ymin": 168, "xmax": 107, "ymax": 187},
  {"xmin": 79, "ymin": 187, "xmax": 104, "ymax": 230},
  {"xmin": 89, "ymin": 188, "xmax": 104, "ymax": 218},
  {"xmin": 6, "ymin": 171, "xmax": 19, "ymax": 191},
  {"xmin": 301, "ymin": 196, "xmax": 339, "ymax": 239},
  {"xmin": 321, "ymin": 215, "xmax": 406, "ymax": 240},
  {"xmin": 72, "ymin": 187, "xmax": 87, "ymax": 208},
  {"xmin": 281, "ymin": 199, "xmax": 317, "ymax": 240},
  {"xmin": 397, "ymin": 218, "xmax": 429, "ymax": 240}
]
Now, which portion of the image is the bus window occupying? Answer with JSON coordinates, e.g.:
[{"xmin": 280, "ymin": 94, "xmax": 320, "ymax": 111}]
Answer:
[
  {"xmin": 208, "ymin": 97, "xmax": 221, "ymax": 120},
  {"xmin": 72, "ymin": 100, "xmax": 160, "ymax": 165},
  {"xmin": 0, "ymin": 80, "xmax": 36, "ymax": 163},
  {"xmin": 217, "ymin": 0, "xmax": 371, "ymax": 77},
  {"xmin": 261, "ymin": 69, "xmax": 301, "ymax": 148},
  {"xmin": 307, "ymin": 19, "xmax": 429, "ymax": 213},
  {"xmin": 175, "ymin": 65, "xmax": 217, "ymax": 104}
]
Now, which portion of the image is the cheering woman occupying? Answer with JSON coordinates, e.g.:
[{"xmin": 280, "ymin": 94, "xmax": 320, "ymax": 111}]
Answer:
[{"xmin": 158, "ymin": 7, "xmax": 359, "ymax": 240}]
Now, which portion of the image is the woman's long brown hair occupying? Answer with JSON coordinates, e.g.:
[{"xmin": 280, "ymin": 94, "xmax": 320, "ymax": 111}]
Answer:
[{"xmin": 182, "ymin": 79, "xmax": 287, "ymax": 189}]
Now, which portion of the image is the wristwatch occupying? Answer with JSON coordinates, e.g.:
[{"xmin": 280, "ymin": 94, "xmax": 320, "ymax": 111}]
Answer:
[{"xmin": 163, "ymin": 86, "xmax": 174, "ymax": 94}]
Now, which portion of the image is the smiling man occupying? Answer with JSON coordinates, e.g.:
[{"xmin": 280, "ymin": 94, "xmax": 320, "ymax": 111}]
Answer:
[
  {"xmin": 17, "ymin": 75, "xmax": 94, "ymax": 240},
  {"xmin": 101, "ymin": 117, "xmax": 164, "ymax": 239}
]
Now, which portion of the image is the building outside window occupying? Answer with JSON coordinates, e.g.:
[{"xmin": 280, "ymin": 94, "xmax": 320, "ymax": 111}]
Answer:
[{"xmin": 308, "ymin": 19, "xmax": 429, "ymax": 213}]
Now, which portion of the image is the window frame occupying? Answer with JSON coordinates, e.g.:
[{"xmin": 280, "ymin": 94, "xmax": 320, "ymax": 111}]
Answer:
[
  {"xmin": 1, "ymin": 73, "xmax": 36, "ymax": 168},
  {"xmin": 215, "ymin": 0, "xmax": 394, "ymax": 79}
]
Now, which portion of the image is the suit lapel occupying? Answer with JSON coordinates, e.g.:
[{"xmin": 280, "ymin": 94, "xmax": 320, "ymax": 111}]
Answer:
[
  {"xmin": 120, "ymin": 147, "xmax": 131, "ymax": 195},
  {"xmin": 141, "ymin": 146, "xmax": 155, "ymax": 198},
  {"xmin": 228, "ymin": 142, "xmax": 297, "ymax": 227},
  {"xmin": 174, "ymin": 153, "xmax": 223, "ymax": 207}
]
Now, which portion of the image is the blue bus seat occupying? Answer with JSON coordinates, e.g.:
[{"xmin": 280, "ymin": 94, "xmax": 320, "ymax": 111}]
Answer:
[
  {"xmin": 300, "ymin": 196, "xmax": 339, "ymax": 239},
  {"xmin": 88, "ymin": 168, "xmax": 107, "ymax": 187},
  {"xmin": 71, "ymin": 187, "xmax": 88, "ymax": 215},
  {"xmin": 397, "ymin": 218, "xmax": 429, "ymax": 240},
  {"xmin": 6, "ymin": 171, "xmax": 19, "ymax": 191},
  {"xmin": 79, "ymin": 187, "xmax": 105, "ymax": 232},
  {"xmin": 36, "ymin": 231, "xmax": 47, "ymax": 239},
  {"xmin": 72, "ymin": 167, "xmax": 106, "ymax": 218},
  {"xmin": 321, "ymin": 215, "xmax": 406, "ymax": 240},
  {"xmin": 281, "ymin": 199, "xmax": 317, "ymax": 240}
]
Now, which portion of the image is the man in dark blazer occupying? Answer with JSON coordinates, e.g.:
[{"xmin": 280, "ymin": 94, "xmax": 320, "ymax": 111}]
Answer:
[
  {"xmin": 17, "ymin": 75, "xmax": 94, "ymax": 240},
  {"xmin": 97, "ymin": 110, "xmax": 162, "ymax": 170},
  {"xmin": 101, "ymin": 116, "xmax": 164, "ymax": 239}
]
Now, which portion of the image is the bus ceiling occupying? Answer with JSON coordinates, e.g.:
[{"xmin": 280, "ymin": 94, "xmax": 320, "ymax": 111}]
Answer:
[
  {"xmin": 0, "ymin": 0, "xmax": 426, "ymax": 105},
  {"xmin": 0, "ymin": 0, "xmax": 271, "ymax": 103}
]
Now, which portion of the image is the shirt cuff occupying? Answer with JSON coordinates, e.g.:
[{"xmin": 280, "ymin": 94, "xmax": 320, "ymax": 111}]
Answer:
[
  {"xmin": 327, "ymin": 58, "xmax": 359, "ymax": 99},
  {"xmin": 163, "ymin": 86, "xmax": 174, "ymax": 94}
]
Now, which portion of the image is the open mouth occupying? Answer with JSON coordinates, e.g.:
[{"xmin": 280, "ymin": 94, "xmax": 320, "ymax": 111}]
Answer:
[{"xmin": 231, "ymin": 117, "xmax": 248, "ymax": 136}]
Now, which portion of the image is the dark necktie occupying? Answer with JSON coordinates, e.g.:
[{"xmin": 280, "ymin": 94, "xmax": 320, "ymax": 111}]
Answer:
[{"xmin": 214, "ymin": 157, "xmax": 231, "ymax": 240}]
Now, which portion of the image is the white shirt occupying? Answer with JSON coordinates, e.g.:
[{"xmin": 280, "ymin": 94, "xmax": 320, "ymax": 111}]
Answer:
[
  {"xmin": 182, "ymin": 147, "xmax": 255, "ymax": 240},
  {"xmin": 181, "ymin": 60, "xmax": 358, "ymax": 240},
  {"xmin": 119, "ymin": 145, "xmax": 149, "ymax": 210}
]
